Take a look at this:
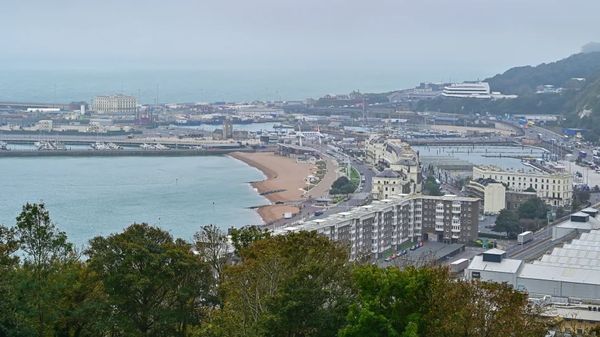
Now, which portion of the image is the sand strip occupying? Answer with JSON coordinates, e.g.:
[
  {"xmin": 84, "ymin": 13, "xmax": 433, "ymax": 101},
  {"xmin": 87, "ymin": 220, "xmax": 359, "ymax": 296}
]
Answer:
[{"xmin": 230, "ymin": 151, "xmax": 314, "ymax": 223}]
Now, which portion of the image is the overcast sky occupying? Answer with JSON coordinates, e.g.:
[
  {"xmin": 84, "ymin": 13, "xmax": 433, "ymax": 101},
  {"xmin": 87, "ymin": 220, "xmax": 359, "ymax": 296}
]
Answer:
[{"xmin": 1, "ymin": 0, "xmax": 600, "ymax": 75}]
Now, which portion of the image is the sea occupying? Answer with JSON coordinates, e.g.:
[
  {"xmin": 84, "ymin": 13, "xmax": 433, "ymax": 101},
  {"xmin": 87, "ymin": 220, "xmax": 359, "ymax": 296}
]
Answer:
[
  {"xmin": 0, "ymin": 67, "xmax": 483, "ymax": 104},
  {"xmin": 0, "ymin": 156, "xmax": 267, "ymax": 247}
]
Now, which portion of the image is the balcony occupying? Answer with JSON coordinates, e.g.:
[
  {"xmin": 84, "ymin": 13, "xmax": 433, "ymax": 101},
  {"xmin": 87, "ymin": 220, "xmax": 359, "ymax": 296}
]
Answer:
[{"xmin": 451, "ymin": 227, "xmax": 461, "ymax": 233}]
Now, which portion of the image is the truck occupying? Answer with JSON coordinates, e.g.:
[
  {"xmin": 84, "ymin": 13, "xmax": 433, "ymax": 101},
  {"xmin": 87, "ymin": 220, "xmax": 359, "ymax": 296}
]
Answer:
[
  {"xmin": 517, "ymin": 231, "xmax": 533, "ymax": 245},
  {"xmin": 283, "ymin": 212, "xmax": 293, "ymax": 219},
  {"xmin": 449, "ymin": 258, "xmax": 470, "ymax": 274}
]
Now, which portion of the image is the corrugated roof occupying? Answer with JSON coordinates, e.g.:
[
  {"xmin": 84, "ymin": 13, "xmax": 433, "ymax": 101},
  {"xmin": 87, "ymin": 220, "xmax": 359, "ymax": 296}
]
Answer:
[{"xmin": 519, "ymin": 263, "xmax": 600, "ymax": 285}]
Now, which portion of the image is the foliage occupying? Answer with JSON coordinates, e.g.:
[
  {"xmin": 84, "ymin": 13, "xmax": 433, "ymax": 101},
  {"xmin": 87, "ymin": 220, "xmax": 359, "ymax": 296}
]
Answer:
[
  {"xmin": 423, "ymin": 176, "xmax": 443, "ymax": 196},
  {"xmin": 0, "ymin": 203, "xmax": 556, "ymax": 337},
  {"xmin": 210, "ymin": 231, "xmax": 352, "ymax": 337},
  {"xmin": 194, "ymin": 224, "xmax": 229, "ymax": 278},
  {"xmin": 86, "ymin": 223, "xmax": 215, "ymax": 337},
  {"xmin": 493, "ymin": 209, "xmax": 521, "ymax": 238},
  {"xmin": 518, "ymin": 197, "xmax": 548, "ymax": 220},
  {"xmin": 330, "ymin": 176, "xmax": 357, "ymax": 195},
  {"xmin": 229, "ymin": 225, "xmax": 270, "ymax": 255},
  {"xmin": 572, "ymin": 186, "xmax": 591, "ymax": 211},
  {"xmin": 339, "ymin": 265, "xmax": 547, "ymax": 337}
]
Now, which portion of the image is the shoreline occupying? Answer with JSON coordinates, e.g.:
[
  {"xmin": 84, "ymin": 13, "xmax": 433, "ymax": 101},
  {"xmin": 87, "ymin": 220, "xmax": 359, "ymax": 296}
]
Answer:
[{"xmin": 229, "ymin": 151, "xmax": 312, "ymax": 224}]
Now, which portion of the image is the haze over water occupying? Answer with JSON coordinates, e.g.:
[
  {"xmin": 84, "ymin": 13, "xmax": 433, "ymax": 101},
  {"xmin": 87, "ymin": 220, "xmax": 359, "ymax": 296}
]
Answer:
[{"xmin": 0, "ymin": 67, "xmax": 479, "ymax": 104}]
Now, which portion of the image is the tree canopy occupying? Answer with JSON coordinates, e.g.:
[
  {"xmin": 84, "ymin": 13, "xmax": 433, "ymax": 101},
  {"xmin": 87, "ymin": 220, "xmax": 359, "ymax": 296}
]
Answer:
[
  {"xmin": 330, "ymin": 176, "xmax": 357, "ymax": 195},
  {"xmin": 0, "ymin": 203, "xmax": 563, "ymax": 337}
]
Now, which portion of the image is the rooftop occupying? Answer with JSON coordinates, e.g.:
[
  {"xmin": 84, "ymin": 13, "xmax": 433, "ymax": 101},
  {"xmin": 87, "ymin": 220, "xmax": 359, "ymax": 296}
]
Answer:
[{"xmin": 468, "ymin": 254, "xmax": 523, "ymax": 274}]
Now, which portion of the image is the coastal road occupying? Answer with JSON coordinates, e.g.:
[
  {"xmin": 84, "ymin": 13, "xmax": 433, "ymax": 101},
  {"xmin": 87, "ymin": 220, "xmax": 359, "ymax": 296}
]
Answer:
[{"xmin": 266, "ymin": 145, "xmax": 376, "ymax": 229}]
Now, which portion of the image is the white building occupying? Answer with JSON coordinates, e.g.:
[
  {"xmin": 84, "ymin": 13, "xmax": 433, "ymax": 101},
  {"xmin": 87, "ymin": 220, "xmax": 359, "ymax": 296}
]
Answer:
[
  {"xmin": 466, "ymin": 178, "xmax": 506, "ymax": 215},
  {"xmin": 372, "ymin": 169, "xmax": 419, "ymax": 200},
  {"xmin": 92, "ymin": 95, "xmax": 137, "ymax": 114},
  {"xmin": 472, "ymin": 166, "xmax": 572, "ymax": 208},
  {"xmin": 552, "ymin": 208, "xmax": 600, "ymax": 240},
  {"xmin": 278, "ymin": 194, "xmax": 479, "ymax": 261},
  {"xmin": 365, "ymin": 137, "xmax": 422, "ymax": 196},
  {"xmin": 466, "ymin": 223, "xmax": 600, "ymax": 302},
  {"xmin": 442, "ymin": 82, "xmax": 491, "ymax": 98},
  {"xmin": 466, "ymin": 249, "xmax": 523, "ymax": 285},
  {"xmin": 35, "ymin": 120, "xmax": 53, "ymax": 132}
]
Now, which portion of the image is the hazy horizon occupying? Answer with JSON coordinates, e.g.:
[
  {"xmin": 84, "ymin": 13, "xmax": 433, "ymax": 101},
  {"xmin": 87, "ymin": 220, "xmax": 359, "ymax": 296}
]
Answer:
[{"xmin": 2, "ymin": 0, "xmax": 600, "ymax": 101}]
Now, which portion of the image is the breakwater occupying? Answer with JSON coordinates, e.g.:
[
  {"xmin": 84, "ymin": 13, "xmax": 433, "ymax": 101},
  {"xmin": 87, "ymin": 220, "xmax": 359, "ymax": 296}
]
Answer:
[{"xmin": 0, "ymin": 148, "xmax": 253, "ymax": 157}]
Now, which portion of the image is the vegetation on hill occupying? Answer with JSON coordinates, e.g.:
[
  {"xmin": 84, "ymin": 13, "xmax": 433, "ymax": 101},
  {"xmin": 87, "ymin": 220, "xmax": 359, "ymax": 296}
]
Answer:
[
  {"xmin": 0, "ymin": 202, "xmax": 559, "ymax": 337},
  {"xmin": 485, "ymin": 51, "xmax": 600, "ymax": 95},
  {"xmin": 414, "ymin": 50, "xmax": 600, "ymax": 142}
]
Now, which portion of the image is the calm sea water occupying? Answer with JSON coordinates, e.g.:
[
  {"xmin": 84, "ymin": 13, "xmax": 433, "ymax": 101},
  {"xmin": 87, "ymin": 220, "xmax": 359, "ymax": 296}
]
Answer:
[
  {"xmin": 0, "ymin": 67, "xmax": 478, "ymax": 104},
  {"xmin": 0, "ymin": 156, "xmax": 267, "ymax": 247}
]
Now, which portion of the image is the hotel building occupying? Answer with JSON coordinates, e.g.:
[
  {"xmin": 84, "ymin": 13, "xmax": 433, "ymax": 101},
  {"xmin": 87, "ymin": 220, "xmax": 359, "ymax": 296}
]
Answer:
[
  {"xmin": 472, "ymin": 166, "xmax": 572, "ymax": 208},
  {"xmin": 365, "ymin": 137, "xmax": 422, "ymax": 198},
  {"xmin": 92, "ymin": 95, "xmax": 137, "ymax": 114}
]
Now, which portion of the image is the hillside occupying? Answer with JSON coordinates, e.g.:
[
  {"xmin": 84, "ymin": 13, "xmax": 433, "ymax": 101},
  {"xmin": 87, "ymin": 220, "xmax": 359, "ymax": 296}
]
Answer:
[
  {"xmin": 486, "ymin": 51, "xmax": 600, "ymax": 95},
  {"xmin": 414, "ymin": 49, "xmax": 600, "ymax": 141}
]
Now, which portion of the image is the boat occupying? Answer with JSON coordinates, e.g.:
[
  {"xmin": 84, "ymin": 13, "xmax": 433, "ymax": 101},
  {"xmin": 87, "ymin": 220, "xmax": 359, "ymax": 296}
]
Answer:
[
  {"xmin": 140, "ymin": 143, "xmax": 154, "ymax": 150},
  {"xmin": 0, "ymin": 141, "xmax": 8, "ymax": 151},
  {"xmin": 154, "ymin": 143, "xmax": 169, "ymax": 150}
]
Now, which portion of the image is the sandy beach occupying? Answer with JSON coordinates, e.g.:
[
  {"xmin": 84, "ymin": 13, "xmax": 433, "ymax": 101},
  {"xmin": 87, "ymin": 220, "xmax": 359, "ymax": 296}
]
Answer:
[{"xmin": 229, "ymin": 151, "xmax": 315, "ymax": 223}]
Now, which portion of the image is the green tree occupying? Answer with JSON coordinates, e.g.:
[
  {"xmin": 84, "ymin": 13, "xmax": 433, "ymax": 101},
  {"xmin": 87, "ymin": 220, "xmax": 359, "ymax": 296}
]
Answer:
[
  {"xmin": 0, "ymin": 225, "xmax": 23, "ymax": 337},
  {"xmin": 13, "ymin": 203, "xmax": 74, "ymax": 337},
  {"xmin": 86, "ymin": 223, "xmax": 215, "ymax": 337},
  {"xmin": 518, "ymin": 197, "xmax": 547, "ymax": 219},
  {"xmin": 340, "ymin": 265, "xmax": 547, "ymax": 337},
  {"xmin": 212, "ymin": 231, "xmax": 352, "ymax": 337},
  {"xmin": 228, "ymin": 225, "xmax": 270, "ymax": 255},
  {"xmin": 194, "ymin": 224, "xmax": 229, "ymax": 278},
  {"xmin": 330, "ymin": 176, "xmax": 357, "ymax": 195},
  {"xmin": 573, "ymin": 187, "xmax": 591, "ymax": 210},
  {"xmin": 423, "ymin": 176, "xmax": 443, "ymax": 196},
  {"xmin": 493, "ymin": 209, "xmax": 521, "ymax": 238}
]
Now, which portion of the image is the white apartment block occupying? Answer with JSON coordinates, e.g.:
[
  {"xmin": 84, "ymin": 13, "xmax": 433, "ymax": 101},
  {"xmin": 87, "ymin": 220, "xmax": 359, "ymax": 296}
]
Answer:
[
  {"xmin": 278, "ymin": 194, "xmax": 479, "ymax": 261},
  {"xmin": 92, "ymin": 95, "xmax": 137, "ymax": 114},
  {"xmin": 472, "ymin": 166, "xmax": 572, "ymax": 208}
]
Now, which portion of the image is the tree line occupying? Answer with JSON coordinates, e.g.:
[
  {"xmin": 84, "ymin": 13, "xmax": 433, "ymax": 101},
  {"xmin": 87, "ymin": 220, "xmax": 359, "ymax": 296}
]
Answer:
[{"xmin": 1, "ymin": 203, "xmax": 555, "ymax": 337}]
